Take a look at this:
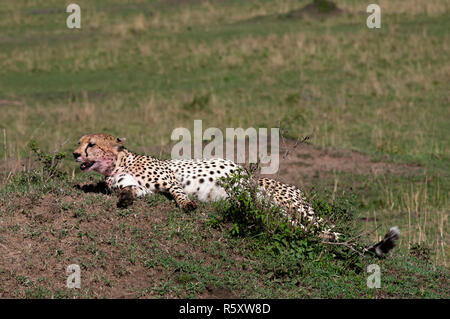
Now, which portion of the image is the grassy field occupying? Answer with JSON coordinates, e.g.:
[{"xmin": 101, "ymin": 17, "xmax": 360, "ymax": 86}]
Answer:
[{"xmin": 0, "ymin": 0, "xmax": 448, "ymax": 298}]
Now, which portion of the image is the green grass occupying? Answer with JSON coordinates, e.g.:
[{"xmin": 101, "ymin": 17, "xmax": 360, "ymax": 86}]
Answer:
[{"xmin": 0, "ymin": 0, "xmax": 448, "ymax": 298}]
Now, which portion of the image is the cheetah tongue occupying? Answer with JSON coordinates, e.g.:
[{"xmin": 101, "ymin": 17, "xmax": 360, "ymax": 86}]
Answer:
[{"xmin": 80, "ymin": 161, "xmax": 95, "ymax": 171}]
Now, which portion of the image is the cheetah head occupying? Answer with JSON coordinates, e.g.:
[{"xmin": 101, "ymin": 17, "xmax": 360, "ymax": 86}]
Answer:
[{"xmin": 73, "ymin": 133, "xmax": 126, "ymax": 176}]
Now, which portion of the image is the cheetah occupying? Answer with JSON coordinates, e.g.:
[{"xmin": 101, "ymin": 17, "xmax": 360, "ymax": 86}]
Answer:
[{"xmin": 73, "ymin": 133, "xmax": 399, "ymax": 257}]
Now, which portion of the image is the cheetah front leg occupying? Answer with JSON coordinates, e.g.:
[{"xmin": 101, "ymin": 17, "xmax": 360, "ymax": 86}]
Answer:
[
  {"xmin": 109, "ymin": 173, "xmax": 148, "ymax": 208},
  {"xmin": 116, "ymin": 184, "xmax": 148, "ymax": 208},
  {"xmin": 117, "ymin": 186, "xmax": 136, "ymax": 208}
]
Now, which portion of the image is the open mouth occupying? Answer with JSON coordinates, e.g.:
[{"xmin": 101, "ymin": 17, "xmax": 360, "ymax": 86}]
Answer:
[{"xmin": 80, "ymin": 161, "xmax": 95, "ymax": 171}]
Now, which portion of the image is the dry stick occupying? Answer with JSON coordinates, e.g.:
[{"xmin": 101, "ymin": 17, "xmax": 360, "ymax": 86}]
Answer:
[
  {"xmin": 5, "ymin": 170, "xmax": 13, "ymax": 184},
  {"xmin": 320, "ymin": 240, "xmax": 365, "ymax": 257},
  {"xmin": 3, "ymin": 128, "xmax": 6, "ymax": 163},
  {"xmin": 351, "ymin": 224, "xmax": 382, "ymax": 243},
  {"xmin": 282, "ymin": 135, "xmax": 310, "ymax": 160},
  {"xmin": 321, "ymin": 225, "xmax": 383, "ymax": 256},
  {"xmin": 276, "ymin": 123, "xmax": 311, "ymax": 181}
]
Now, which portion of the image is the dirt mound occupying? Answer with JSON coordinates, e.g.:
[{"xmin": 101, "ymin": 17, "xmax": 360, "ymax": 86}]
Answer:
[{"xmin": 285, "ymin": 0, "xmax": 344, "ymax": 19}]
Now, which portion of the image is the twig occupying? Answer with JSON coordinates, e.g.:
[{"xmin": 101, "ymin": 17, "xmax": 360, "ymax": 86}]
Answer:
[
  {"xmin": 275, "ymin": 122, "xmax": 311, "ymax": 180},
  {"xmin": 321, "ymin": 240, "xmax": 365, "ymax": 257},
  {"xmin": 351, "ymin": 224, "xmax": 382, "ymax": 242},
  {"xmin": 282, "ymin": 135, "xmax": 310, "ymax": 160},
  {"xmin": 321, "ymin": 225, "xmax": 383, "ymax": 257},
  {"xmin": 3, "ymin": 128, "xmax": 6, "ymax": 162}
]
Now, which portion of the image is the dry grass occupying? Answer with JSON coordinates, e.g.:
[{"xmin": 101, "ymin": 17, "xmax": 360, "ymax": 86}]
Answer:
[
  {"xmin": 1, "ymin": 0, "xmax": 448, "ymax": 164},
  {"xmin": 375, "ymin": 0, "xmax": 450, "ymax": 17},
  {"xmin": 362, "ymin": 174, "xmax": 449, "ymax": 267}
]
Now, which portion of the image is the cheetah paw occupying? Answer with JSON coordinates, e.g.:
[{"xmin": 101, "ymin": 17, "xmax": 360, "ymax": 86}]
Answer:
[
  {"xmin": 117, "ymin": 189, "xmax": 134, "ymax": 208},
  {"xmin": 183, "ymin": 200, "xmax": 198, "ymax": 211}
]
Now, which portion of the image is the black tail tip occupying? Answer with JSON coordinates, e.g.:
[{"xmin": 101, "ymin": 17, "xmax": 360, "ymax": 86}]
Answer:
[{"xmin": 369, "ymin": 226, "xmax": 400, "ymax": 257}]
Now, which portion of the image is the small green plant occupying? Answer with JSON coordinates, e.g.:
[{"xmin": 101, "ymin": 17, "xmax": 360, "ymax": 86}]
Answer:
[
  {"xmin": 217, "ymin": 166, "xmax": 289, "ymax": 237},
  {"xmin": 216, "ymin": 166, "xmax": 321, "ymax": 260},
  {"xmin": 28, "ymin": 140, "xmax": 67, "ymax": 180}
]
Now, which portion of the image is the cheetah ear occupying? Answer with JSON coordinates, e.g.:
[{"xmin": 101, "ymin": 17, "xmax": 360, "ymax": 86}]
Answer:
[{"xmin": 116, "ymin": 137, "xmax": 126, "ymax": 144}]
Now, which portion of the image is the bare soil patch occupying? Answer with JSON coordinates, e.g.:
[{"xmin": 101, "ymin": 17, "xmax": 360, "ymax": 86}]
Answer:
[
  {"xmin": 0, "ymin": 191, "xmax": 170, "ymax": 298},
  {"xmin": 268, "ymin": 139, "xmax": 422, "ymax": 186}
]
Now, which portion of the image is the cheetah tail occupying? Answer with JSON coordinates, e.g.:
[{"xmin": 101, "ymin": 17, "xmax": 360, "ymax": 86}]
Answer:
[{"xmin": 365, "ymin": 226, "xmax": 400, "ymax": 257}]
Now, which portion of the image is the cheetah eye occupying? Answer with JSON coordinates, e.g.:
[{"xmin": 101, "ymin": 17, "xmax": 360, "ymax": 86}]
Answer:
[{"xmin": 87, "ymin": 142, "xmax": 96, "ymax": 148}]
